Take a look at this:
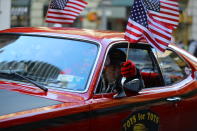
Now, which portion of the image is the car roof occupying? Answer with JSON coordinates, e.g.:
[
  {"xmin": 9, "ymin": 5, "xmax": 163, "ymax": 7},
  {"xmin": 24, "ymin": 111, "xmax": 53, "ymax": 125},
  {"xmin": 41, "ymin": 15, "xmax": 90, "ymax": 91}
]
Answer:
[{"xmin": 0, "ymin": 27, "xmax": 127, "ymax": 45}]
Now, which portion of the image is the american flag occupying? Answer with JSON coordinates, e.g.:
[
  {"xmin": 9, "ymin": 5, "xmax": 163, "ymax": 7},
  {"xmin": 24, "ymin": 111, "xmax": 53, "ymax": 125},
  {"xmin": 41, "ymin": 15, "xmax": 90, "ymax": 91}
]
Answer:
[
  {"xmin": 45, "ymin": 0, "xmax": 88, "ymax": 24},
  {"xmin": 125, "ymin": 0, "xmax": 180, "ymax": 52}
]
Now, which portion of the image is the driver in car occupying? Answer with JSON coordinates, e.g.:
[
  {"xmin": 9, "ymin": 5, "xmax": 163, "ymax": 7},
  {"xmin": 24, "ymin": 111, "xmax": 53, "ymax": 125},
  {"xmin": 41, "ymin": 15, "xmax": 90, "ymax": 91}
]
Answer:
[{"xmin": 101, "ymin": 48, "xmax": 144, "ymax": 97}]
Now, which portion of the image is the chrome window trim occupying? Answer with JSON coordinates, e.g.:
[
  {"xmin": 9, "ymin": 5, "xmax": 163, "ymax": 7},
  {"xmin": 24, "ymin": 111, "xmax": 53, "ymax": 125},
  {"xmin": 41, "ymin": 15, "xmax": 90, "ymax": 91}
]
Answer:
[
  {"xmin": 139, "ymin": 75, "xmax": 193, "ymax": 94},
  {"xmin": 169, "ymin": 45, "xmax": 197, "ymax": 63},
  {"xmin": 168, "ymin": 45, "xmax": 193, "ymax": 70}
]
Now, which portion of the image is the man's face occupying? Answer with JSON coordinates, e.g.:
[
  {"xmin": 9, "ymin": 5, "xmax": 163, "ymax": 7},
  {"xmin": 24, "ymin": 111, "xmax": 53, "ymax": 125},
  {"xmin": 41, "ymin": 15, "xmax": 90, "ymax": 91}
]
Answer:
[{"xmin": 104, "ymin": 64, "xmax": 121, "ymax": 83}]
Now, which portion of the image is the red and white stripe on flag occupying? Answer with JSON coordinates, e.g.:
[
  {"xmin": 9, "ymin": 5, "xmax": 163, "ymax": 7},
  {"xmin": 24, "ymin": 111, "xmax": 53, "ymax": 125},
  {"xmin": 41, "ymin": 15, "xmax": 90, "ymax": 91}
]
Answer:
[
  {"xmin": 149, "ymin": 0, "xmax": 180, "ymax": 28},
  {"xmin": 124, "ymin": 0, "xmax": 180, "ymax": 52},
  {"xmin": 125, "ymin": 17, "xmax": 172, "ymax": 52},
  {"xmin": 45, "ymin": 0, "xmax": 88, "ymax": 24}
]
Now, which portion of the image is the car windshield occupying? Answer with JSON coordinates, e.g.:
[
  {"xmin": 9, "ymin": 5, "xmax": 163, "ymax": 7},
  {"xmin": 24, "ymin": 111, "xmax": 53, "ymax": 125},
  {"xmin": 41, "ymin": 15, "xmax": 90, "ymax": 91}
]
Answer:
[{"xmin": 0, "ymin": 35, "xmax": 98, "ymax": 92}]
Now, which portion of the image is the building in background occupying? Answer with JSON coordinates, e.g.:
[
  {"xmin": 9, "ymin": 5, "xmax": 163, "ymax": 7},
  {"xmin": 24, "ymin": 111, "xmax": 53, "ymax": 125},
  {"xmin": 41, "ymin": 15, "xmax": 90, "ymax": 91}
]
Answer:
[
  {"xmin": 11, "ymin": 0, "xmax": 31, "ymax": 27},
  {"xmin": 0, "ymin": 0, "xmax": 11, "ymax": 30},
  {"xmin": 187, "ymin": 0, "xmax": 197, "ymax": 42},
  {"xmin": 174, "ymin": 0, "xmax": 193, "ymax": 49},
  {"xmin": 11, "ymin": 0, "xmax": 49, "ymax": 27},
  {"xmin": 83, "ymin": 0, "xmax": 130, "ymax": 31},
  {"xmin": 30, "ymin": 0, "xmax": 49, "ymax": 27},
  {"xmin": 0, "ymin": 0, "xmax": 197, "ymax": 48}
]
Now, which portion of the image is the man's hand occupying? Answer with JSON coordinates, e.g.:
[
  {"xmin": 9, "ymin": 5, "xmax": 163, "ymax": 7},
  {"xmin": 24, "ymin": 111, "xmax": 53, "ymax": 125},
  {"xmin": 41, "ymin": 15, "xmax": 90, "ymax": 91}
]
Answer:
[{"xmin": 121, "ymin": 60, "xmax": 136, "ymax": 78}]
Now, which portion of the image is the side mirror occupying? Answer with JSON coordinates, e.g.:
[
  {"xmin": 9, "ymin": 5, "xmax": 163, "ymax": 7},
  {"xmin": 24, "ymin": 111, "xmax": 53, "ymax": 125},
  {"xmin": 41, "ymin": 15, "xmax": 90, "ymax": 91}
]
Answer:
[
  {"xmin": 113, "ymin": 77, "xmax": 126, "ymax": 99},
  {"xmin": 113, "ymin": 89, "xmax": 126, "ymax": 99},
  {"xmin": 113, "ymin": 78, "xmax": 142, "ymax": 99},
  {"xmin": 124, "ymin": 78, "xmax": 141, "ymax": 92}
]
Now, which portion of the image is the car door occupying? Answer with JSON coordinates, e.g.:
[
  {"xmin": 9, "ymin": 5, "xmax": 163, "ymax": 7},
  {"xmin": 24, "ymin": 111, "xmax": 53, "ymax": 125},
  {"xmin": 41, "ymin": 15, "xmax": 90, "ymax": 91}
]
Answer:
[
  {"xmin": 90, "ymin": 90, "xmax": 180, "ymax": 131},
  {"xmin": 90, "ymin": 43, "xmax": 180, "ymax": 131},
  {"xmin": 177, "ymin": 81, "xmax": 197, "ymax": 131},
  {"xmin": 154, "ymin": 48, "xmax": 197, "ymax": 131}
]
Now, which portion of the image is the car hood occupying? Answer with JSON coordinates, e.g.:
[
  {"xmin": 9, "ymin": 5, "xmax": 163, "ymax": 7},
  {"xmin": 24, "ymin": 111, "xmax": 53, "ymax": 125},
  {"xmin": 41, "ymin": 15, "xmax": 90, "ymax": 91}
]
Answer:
[
  {"xmin": 0, "ymin": 89, "xmax": 63, "ymax": 116},
  {"xmin": 0, "ymin": 81, "xmax": 89, "ymax": 128},
  {"xmin": 0, "ymin": 80, "xmax": 87, "ymax": 115}
]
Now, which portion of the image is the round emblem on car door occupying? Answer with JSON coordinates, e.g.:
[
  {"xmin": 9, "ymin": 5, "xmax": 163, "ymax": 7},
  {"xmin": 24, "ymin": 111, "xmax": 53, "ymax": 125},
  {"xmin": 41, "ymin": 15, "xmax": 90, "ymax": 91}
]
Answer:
[{"xmin": 122, "ymin": 110, "xmax": 159, "ymax": 131}]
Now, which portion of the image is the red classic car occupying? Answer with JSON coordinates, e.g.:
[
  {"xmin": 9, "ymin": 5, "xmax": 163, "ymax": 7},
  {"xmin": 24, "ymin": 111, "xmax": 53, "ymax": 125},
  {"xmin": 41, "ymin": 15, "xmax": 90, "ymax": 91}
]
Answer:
[{"xmin": 0, "ymin": 27, "xmax": 196, "ymax": 131}]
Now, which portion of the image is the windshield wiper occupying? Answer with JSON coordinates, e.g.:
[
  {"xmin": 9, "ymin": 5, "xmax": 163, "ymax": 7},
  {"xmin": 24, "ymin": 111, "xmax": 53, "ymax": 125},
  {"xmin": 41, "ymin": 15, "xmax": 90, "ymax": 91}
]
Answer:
[
  {"xmin": 13, "ymin": 72, "xmax": 48, "ymax": 92},
  {"xmin": 0, "ymin": 70, "xmax": 48, "ymax": 92}
]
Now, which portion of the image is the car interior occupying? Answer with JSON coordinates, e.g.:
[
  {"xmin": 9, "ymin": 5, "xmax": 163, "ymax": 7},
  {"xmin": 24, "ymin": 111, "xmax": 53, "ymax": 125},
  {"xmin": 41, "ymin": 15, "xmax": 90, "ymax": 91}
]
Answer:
[{"xmin": 95, "ymin": 43, "xmax": 165, "ymax": 95}]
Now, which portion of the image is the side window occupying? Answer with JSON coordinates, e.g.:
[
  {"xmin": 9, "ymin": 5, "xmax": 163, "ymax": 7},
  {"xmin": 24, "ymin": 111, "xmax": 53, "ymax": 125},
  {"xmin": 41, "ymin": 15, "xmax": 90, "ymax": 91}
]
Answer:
[
  {"xmin": 156, "ymin": 50, "xmax": 190, "ymax": 85},
  {"xmin": 128, "ymin": 49, "xmax": 158, "ymax": 71},
  {"xmin": 95, "ymin": 45, "xmax": 165, "ymax": 95},
  {"xmin": 127, "ymin": 48, "xmax": 163, "ymax": 88}
]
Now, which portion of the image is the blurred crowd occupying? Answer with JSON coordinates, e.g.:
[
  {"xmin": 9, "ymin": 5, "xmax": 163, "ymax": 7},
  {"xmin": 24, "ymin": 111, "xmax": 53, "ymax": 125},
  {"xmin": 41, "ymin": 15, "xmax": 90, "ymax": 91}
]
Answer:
[
  {"xmin": 177, "ymin": 40, "xmax": 197, "ymax": 57},
  {"xmin": 188, "ymin": 40, "xmax": 197, "ymax": 57}
]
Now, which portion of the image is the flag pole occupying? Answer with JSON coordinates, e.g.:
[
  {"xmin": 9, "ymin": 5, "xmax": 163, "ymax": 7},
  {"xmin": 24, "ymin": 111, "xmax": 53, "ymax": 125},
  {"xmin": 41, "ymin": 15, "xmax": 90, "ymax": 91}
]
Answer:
[{"xmin": 126, "ymin": 42, "xmax": 130, "ymax": 61}]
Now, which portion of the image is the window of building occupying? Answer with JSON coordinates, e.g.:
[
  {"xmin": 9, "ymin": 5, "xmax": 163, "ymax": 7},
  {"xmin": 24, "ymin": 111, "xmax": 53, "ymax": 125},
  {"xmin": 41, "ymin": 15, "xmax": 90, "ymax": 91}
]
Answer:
[{"xmin": 11, "ymin": 0, "xmax": 31, "ymax": 27}]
